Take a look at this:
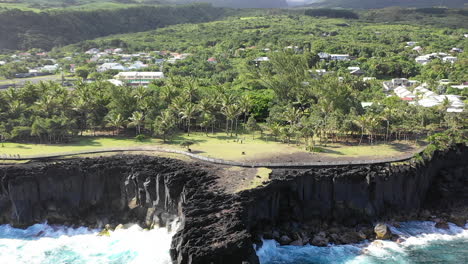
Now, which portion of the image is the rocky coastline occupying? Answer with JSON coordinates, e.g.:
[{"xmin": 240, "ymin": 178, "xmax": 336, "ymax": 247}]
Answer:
[{"xmin": 0, "ymin": 144, "xmax": 467, "ymax": 264}]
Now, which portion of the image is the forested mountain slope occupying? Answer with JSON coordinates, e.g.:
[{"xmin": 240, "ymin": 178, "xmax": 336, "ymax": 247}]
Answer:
[
  {"xmin": 0, "ymin": 4, "xmax": 226, "ymax": 50},
  {"xmin": 305, "ymin": 0, "xmax": 467, "ymax": 9},
  {"xmin": 0, "ymin": 0, "xmax": 288, "ymax": 9},
  {"xmin": 175, "ymin": 0, "xmax": 288, "ymax": 8}
]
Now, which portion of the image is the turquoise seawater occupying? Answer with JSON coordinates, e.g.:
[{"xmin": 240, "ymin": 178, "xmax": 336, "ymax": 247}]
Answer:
[
  {"xmin": 0, "ymin": 221, "xmax": 178, "ymax": 264},
  {"xmin": 0, "ymin": 220, "xmax": 466, "ymax": 264},
  {"xmin": 256, "ymin": 221, "xmax": 468, "ymax": 264}
]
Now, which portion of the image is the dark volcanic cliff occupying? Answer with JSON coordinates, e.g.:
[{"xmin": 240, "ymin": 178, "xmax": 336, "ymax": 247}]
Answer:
[
  {"xmin": 0, "ymin": 157, "xmax": 258, "ymax": 264},
  {"xmin": 0, "ymin": 144, "xmax": 467, "ymax": 263}
]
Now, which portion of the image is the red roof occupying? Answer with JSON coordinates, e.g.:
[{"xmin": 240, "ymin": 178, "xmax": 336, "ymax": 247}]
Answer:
[
  {"xmin": 401, "ymin": 97, "xmax": 414, "ymax": 101},
  {"xmin": 207, "ymin": 57, "xmax": 217, "ymax": 62}
]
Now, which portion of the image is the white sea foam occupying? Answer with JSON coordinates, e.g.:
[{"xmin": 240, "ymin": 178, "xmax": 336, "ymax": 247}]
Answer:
[
  {"xmin": 0, "ymin": 221, "xmax": 179, "ymax": 264},
  {"xmin": 257, "ymin": 221, "xmax": 468, "ymax": 264}
]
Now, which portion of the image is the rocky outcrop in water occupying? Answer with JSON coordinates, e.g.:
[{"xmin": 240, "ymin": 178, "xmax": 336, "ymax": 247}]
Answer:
[{"xmin": 0, "ymin": 144, "xmax": 467, "ymax": 263}]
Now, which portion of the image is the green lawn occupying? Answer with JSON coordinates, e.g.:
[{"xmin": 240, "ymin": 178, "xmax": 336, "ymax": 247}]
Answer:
[{"xmin": 0, "ymin": 132, "xmax": 418, "ymax": 161}]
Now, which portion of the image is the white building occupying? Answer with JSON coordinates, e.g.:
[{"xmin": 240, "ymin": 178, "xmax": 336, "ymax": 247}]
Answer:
[
  {"xmin": 98, "ymin": 63, "xmax": 127, "ymax": 72},
  {"xmin": 330, "ymin": 54, "xmax": 350, "ymax": 61},
  {"xmin": 41, "ymin": 64, "xmax": 59, "ymax": 73},
  {"xmin": 317, "ymin": 52, "xmax": 330, "ymax": 60},
  {"xmin": 114, "ymin": 72, "xmax": 165, "ymax": 86},
  {"xmin": 363, "ymin": 77, "xmax": 376, "ymax": 82},
  {"xmin": 442, "ymin": 56, "xmax": 457, "ymax": 63}
]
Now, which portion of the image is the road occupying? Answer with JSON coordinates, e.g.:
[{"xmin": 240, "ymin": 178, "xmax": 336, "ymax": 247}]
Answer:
[{"xmin": 0, "ymin": 75, "xmax": 75, "ymax": 89}]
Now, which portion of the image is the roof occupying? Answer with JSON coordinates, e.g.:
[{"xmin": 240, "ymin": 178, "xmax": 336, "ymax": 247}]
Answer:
[{"xmin": 115, "ymin": 72, "xmax": 164, "ymax": 78}]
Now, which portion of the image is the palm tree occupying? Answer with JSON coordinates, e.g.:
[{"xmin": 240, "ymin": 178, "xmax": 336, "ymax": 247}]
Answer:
[
  {"xmin": 238, "ymin": 94, "xmax": 252, "ymax": 126},
  {"xmin": 128, "ymin": 111, "xmax": 145, "ymax": 135},
  {"xmin": 105, "ymin": 113, "xmax": 125, "ymax": 136},
  {"xmin": 133, "ymin": 86, "xmax": 148, "ymax": 111},
  {"xmin": 179, "ymin": 103, "xmax": 197, "ymax": 136},
  {"xmin": 154, "ymin": 110, "xmax": 176, "ymax": 142},
  {"xmin": 283, "ymin": 106, "xmax": 302, "ymax": 126},
  {"xmin": 222, "ymin": 104, "xmax": 240, "ymax": 136}
]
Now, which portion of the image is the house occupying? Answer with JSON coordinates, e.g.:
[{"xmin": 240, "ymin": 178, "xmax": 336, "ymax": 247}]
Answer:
[
  {"xmin": 315, "ymin": 69, "xmax": 327, "ymax": 76},
  {"xmin": 41, "ymin": 64, "xmax": 59, "ymax": 73},
  {"xmin": 394, "ymin": 86, "xmax": 416, "ymax": 100},
  {"xmin": 450, "ymin": 48, "xmax": 463, "ymax": 53},
  {"xmin": 0, "ymin": 61, "xmax": 5, "ymax": 65},
  {"xmin": 415, "ymin": 55, "xmax": 431, "ymax": 65},
  {"xmin": 361, "ymin": 102, "xmax": 374, "ymax": 108},
  {"xmin": 97, "ymin": 63, "xmax": 127, "ymax": 72},
  {"xmin": 451, "ymin": 84, "xmax": 468, "ymax": 90},
  {"xmin": 363, "ymin": 77, "xmax": 376, "ymax": 82},
  {"xmin": 412, "ymin": 46, "xmax": 423, "ymax": 52},
  {"xmin": 114, "ymin": 72, "xmax": 165, "ymax": 86},
  {"xmin": 406, "ymin": 41, "xmax": 418, "ymax": 46},
  {"xmin": 317, "ymin": 52, "xmax": 330, "ymax": 60},
  {"xmin": 330, "ymin": 54, "xmax": 350, "ymax": 61},
  {"xmin": 383, "ymin": 78, "xmax": 416, "ymax": 91},
  {"xmin": 85, "ymin": 48, "xmax": 100, "ymax": 55},
  {"xmin": 207, "ymin": 57, "xmax": 217, "ymax": 63},
  {"xmin": 347, "ymin": 66, "xmax": 364, "ymax": 76},
  {"xmin": 442, "ymin": 56, "xmax": 457, "ymax": 63},
  {"xmin": 439, "ymin": 79, "xmax": 451, "ymax": 85},
  {"xmin": 154, "ymin": 59, "xmax": 165, "ymax": 64},
  {"xmin": 414, "ymin": 85, "xmax": 436, "ymax": 98},
  {"xmin": 253, "ymin": 57, "xmax": 270, "ymax": 67},
  {"xmin": 128, "ymin": 61, "xmax": 148, "ymax": 70}
]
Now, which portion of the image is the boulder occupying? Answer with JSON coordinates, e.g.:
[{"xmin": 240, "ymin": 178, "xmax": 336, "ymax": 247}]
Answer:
[
  {"xmin": 311, "ymin": 232, "xmax": 329, "ymax": 247},
  {"xmin": 374, "ymin": 223, "xmax": 392, "ymax": 240},
  {"xmin": 434, "ymin": 219, "xmax": 450, "ymax": 229},
  {"xmin": 279, "ymin": 235, "xmax": 292, "ymax": 245}
]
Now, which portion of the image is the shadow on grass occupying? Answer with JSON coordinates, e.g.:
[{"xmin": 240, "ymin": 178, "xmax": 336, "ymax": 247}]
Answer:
[
  {"xmin": 317, "ymin": 147, "xmax": 345, "ymax": 155},
  {"xmin": 13, "ymin": 145, "xmax": 32, "ymax": 149},
  {"xmin": 389, "ymin": 142, "xmax": 415, "ymax": 153}
]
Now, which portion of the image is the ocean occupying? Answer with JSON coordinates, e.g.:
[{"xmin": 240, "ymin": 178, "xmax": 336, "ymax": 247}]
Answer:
[
  {"xmin": 0, "ymin": 220, "xmax": 466, "ymax": 264},
  {"xmin": 256, "ymin": 221, "xmax": 468, "ymax": 264},
  {"xmin": 0, "ymin": 221, "xmax": 178, "ymax": 264}
]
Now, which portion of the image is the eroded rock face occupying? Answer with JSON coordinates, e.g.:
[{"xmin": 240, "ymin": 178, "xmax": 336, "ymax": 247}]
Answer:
[
  {"xmin": 0, "ymin": 156, "xmax": 258, "ymax": 264},
  {"xmin": 242, "ymin": 144, "xmax": 468, "ymax": 246},
  {"xmin": 0, "ymin": 144, "xmax": 466, "ymax": 264}
]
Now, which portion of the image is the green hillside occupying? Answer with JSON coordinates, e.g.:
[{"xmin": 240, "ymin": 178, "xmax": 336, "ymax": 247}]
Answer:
[
  {"xmin": 305, "ymin": 0, "xmax": 468, "ymax": 9},
  {"xmin": 0, "ymin": 3, "xmax": 226, "ymax": 50}
]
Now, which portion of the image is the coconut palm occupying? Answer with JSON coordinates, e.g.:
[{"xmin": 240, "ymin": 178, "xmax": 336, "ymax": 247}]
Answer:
[
  {"xmin": 238, "ymin": 94, "xmax": 252, "ymax": 125},
  {"xmin": 105, "ymin": 113, "xmax": 125, "ymax": 136},
  {"xmin": 128, "ymin": 111, "xmax": 145, "ymax": 135},
  {"xmin": 154, "ymin": 110, "xmax": 176, "ymax": 142},
  {"xmin": 179, "ymin": 103, "xmax": 197, "ymax": 136}
]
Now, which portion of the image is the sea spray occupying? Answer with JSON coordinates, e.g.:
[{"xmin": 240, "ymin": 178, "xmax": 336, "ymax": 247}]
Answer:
[
  {"xmin": 256, "ymin": 221, "xmax": 468, "ymax": 264},
  {"xmin": 0, "ymin": 221, "xmax": 180, "ymax": 264}
]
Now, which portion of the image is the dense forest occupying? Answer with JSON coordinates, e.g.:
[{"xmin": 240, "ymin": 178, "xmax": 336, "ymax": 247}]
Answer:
[
  {"xmin": 0, "ymin": 3, "xmax": 226, "ymax": 50},
  {"xmin": 0, "ymin": 13, "xmax": 466, "ymax": 148}
]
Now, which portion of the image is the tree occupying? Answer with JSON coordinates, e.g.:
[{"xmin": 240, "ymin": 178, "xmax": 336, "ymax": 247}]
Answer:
[
  {"xmin": 105, "ymin": 112, "xmax": 125, "ymax": 136},
  {"xmin": 246, "ymin": 116, "xmax": 259, "ymax": 139},
  {"xmin": 179, "ymin": 103, "xmax": 197, "ymax": 136},
  {"xmin": 128, "ymin": 111, "xmax": 144, "ymax": 135},
  {"xmin": 75, "ymin": 66, "xmax": 90, "ymax": 80},
  {"xmin": 154, "ymin": 110, "xmax": 176, "ymax": 142}
]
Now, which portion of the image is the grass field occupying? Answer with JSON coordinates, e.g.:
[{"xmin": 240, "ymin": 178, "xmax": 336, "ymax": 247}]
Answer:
[{"xmin": 0, "ymin": 132, "xmax": 418, "ymax": 161}]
